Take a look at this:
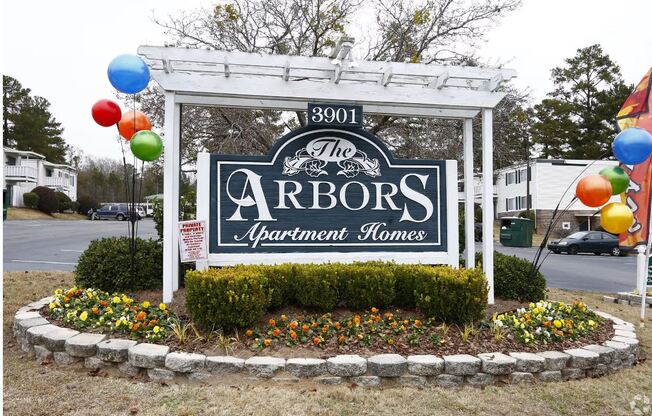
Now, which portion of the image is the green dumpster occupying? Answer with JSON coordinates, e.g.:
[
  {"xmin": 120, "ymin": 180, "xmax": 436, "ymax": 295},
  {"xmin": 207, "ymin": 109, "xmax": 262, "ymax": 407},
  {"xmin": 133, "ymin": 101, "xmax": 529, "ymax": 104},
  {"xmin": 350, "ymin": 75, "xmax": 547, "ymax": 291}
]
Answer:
[
  {"xmin": 499, "ymin": 217, "xmax": 533, "ymax": 247},
  {"xmin": 3, "ymin": 189, "xmax": 8, "ymax": 222}
]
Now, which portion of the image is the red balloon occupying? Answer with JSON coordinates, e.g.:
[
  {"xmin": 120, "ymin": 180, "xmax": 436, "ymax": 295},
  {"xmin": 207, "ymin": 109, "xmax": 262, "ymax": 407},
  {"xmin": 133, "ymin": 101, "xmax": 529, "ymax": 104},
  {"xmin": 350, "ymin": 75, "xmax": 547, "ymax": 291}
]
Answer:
[
  {"xmin": 91, "ymin": 99, "xmax": 122, "ymax": 127},
  {"xmin": 575, "ymin": 175, "xmax": 612, "ymax": 207},
  {"xmin": 118, "ymin": 110, "xmax": 152, "ymax": 141}
]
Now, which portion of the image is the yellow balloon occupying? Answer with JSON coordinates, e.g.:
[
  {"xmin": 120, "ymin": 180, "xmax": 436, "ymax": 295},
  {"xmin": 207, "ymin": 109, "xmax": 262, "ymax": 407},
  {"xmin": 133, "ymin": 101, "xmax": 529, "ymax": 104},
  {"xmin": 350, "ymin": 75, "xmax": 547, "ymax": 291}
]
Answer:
[{"xmin": 600, "ymin": 202, "xmax": 634, "ymax": 234}]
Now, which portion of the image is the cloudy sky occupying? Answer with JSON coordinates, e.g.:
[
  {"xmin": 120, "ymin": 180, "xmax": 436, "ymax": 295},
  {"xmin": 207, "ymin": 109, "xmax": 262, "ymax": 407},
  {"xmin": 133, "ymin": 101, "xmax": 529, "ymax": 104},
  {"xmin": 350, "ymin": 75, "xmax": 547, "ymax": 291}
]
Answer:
[{"xmin": 2, "ymin": 0, "xmax": 652, "ymax": 162}]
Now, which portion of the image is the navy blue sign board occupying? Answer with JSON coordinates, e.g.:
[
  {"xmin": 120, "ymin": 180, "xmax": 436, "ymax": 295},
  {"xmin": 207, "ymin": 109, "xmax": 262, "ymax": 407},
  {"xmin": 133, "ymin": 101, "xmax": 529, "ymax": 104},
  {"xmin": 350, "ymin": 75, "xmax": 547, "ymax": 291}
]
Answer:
[{"xmin": 196, "ymin": 126, "xmax": 458, "ymax": 266}]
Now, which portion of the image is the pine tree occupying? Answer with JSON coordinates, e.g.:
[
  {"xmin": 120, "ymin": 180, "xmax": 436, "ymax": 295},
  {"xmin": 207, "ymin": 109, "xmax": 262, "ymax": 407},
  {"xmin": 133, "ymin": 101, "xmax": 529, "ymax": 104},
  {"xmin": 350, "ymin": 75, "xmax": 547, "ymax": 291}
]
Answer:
[{"xmin": 3, "ymin": 75, "xmax": 68, "ymax": 163}]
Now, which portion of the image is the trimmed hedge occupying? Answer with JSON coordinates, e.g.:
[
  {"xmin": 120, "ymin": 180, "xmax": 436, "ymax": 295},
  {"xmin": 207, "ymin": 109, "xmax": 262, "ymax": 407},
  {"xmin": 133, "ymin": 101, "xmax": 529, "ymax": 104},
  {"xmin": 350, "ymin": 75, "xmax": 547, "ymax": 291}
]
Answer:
[
  {"xmin": 74, "ymin": 237, "xmax": 163, "ymax": 292},
  {"xmin": 31, "ymin": 186, "xmax": 58, "ymax": 214},
  {"xmin": 22, "ymin": 192, "xmax": 39, "ymax": 208},
  {"xmin": 56, "ymin": 191, "xmax": 72, "ymax": 212},
  {"xmin": 186, "ymin": 268, "xmax": 269, "ymax": 329},
  {"xmin": 185, "ymin": 262, "xmax": 489, "ymax": 329},
  {"xmin": 472, "ymin": 251, "xmax": 547, "ymax": 301}
]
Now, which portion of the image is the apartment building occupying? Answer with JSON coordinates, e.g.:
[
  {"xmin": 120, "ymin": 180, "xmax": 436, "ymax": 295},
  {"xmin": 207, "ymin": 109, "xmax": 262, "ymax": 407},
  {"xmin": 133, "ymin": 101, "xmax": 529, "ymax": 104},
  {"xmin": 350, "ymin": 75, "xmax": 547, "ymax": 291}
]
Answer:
[{"xmin": 3, "ymin": 147, "xmax": 77, "ymax": 207}]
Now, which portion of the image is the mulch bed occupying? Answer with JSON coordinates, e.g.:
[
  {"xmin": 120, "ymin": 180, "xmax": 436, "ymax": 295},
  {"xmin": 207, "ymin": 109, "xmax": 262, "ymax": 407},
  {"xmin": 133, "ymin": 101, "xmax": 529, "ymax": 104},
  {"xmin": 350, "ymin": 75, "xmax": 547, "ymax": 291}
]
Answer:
[{"xmin": 44, "ymin": 288, "xmax": 616, "ymax": 359}]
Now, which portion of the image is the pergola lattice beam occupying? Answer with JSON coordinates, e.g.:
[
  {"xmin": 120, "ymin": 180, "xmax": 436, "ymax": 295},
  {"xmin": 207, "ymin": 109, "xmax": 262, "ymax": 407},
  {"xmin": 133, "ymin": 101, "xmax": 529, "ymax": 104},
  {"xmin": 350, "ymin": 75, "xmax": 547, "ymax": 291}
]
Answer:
[{"xmin": 138, "ymin": 46, "xmax": 516, "ymax": 119}]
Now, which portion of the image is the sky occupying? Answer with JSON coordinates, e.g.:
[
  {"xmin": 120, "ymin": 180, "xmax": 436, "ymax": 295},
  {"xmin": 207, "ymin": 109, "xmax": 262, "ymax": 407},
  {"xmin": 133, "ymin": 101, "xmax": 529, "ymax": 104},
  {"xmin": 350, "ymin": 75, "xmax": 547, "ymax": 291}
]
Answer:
[{"xmin": 2, "ymin": 0, "xmax": 652, "ymax": 162}]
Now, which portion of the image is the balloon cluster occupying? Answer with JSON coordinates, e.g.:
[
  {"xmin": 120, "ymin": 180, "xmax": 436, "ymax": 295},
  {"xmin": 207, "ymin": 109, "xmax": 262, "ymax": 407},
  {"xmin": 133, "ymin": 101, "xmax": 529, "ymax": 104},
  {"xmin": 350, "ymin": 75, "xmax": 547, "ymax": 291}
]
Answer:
[
  {"xmin": 90, "ymin": 54, "xmax": 163, "ymax": 161},
  {"xmin": 575, "ymin": 128, "xmax": 652, "ymax": 234}
]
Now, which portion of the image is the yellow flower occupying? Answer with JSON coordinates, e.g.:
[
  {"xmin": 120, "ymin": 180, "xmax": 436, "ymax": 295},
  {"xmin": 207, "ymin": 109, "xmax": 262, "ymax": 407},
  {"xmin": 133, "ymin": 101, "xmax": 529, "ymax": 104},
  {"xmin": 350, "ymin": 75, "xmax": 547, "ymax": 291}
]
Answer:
[
  {"xmin": 112, "ymin": 296, "xmax": 121, "ymax": 304},
  {"xmin": 105, "ymin": 307, "xmax": 113, "ymax": 314},
  {"xmin": 79, "ymin": 311, "xmax": 88, "ymax": 321},
  {"xmin": 49, "ymin": 302, "xmax": 56, "ymax": 310},
  {"xmin": 142, "ymin": 301, "xmax": 150, "ymax": 308},
  {"xmin": 153, "ymin": 326, "xmax": 160, "ymax": 334},
  {"xmin": 159, "ymin": 303, "xmax": 167, "ymax": 311},
  {"xmin": 553, "ymin": 320, "xmax": 562, "ymax": 328},
  {"xmin": 55, "ymin": 289, "xmax": 63, "ymax": 295},
  {"xmin": 588, "ymin": 320, "xmax": 596, "ymax": 327}
]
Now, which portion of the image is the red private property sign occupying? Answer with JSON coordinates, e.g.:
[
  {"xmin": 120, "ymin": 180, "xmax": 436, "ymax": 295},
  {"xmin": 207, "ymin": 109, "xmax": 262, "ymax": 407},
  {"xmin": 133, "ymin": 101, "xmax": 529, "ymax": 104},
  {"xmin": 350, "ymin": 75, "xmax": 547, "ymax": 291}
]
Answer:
[{"xmin": 178, "ymin": 220, "xmax": 208, "ymax": 263}]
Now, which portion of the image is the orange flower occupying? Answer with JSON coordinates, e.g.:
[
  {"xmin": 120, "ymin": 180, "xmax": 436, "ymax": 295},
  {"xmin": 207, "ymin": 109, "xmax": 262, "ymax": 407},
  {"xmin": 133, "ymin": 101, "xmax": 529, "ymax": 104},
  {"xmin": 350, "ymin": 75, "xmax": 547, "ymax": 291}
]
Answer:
[
  {"xmin": 136, "ymin": 311, "xmax": 147, "ymax": 321},
  {"xmin": 132, "ymin": 306, "xmax": 139, "ymax": 312},
  {"xmin": 91, "ymin": 307, "xmax": 99, "ymax": 315},
  {"xmin": 414, "ymin": 320, "xmax": 422, "ymax": 328},
  {"xmin": 289, "ymin": 321, "xmax": 298, "ymax": 330},
  {"xmin": 322, "ymin": 325, "xmax": 330, "ymax": 333},
  {"xmin": 289, "ymin": 330, "xmax": 297, "ymax": 340},
  {"xmin": 272, "ymin": 328, "xmax": 281, "ymax": 337},
  {"xmin": 280, "ymin": 314, "xmax": 287, "ymax": 322},
  {"xmin": 311, "ymin": 322, "xmax": 318, "ymax": 329},
  {"xmin": 371, "ymin": 307, "xmax": 379, "ymax": 314},
  {"xmin": 149, "ymin": 319, "xmax": 157, "ymax": 326},
  {"xmin": 263, "ymin": 338, "xmax": 272, "ymax": 347},
  {"xmin": 67, "ymin": 290, "xmax": 74, "ymax": 297},
  {"xmin": 245, "ymin": 330, "xmax": 254, "ymax": 337},
  {"xmin": 302, "ymin": 324, "xmax": 309, "ymax": 332},
  {"xmin": 269, "ymin": 319, "xmax": 276, "ymax": 327},
  {"xmin": 353, "ymin": 315, "xmax": 361, "ymax": 326},
  {"xmin": 313, "ymin": 337, "xmax": 321, "ymax": 346},
  {"xmin": 338, "ymin": 335, "xmax": 346, "ymax": 344},
  {"xmin": 390, "ymin": 322, "xmax": 398, "ymax": 329},
  {"xmin": 100, "ymin": 300, "xmax": 108, "ymax": 307},
  {"xmin": 132, "ymin": 323, "xmax": 141, "ymax": 330},
  {"xmin": 63, "ymin": 296, "xmax": 70, "ymax": 303},
  {"xmin": 334, "ymin": 322, "xmax": 341, "ymax": 330}
]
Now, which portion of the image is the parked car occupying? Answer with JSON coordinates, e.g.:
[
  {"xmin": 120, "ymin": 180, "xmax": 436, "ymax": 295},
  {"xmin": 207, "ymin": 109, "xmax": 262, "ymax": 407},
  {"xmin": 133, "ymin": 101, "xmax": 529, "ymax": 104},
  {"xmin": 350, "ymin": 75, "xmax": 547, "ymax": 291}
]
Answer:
[
  {"xmin": 547, "ymin": 231, "xmax": 624, "ymax": 256},
  {"xmin": 88, "ymin": 204, "xmax": 143, "ymax": 221}
]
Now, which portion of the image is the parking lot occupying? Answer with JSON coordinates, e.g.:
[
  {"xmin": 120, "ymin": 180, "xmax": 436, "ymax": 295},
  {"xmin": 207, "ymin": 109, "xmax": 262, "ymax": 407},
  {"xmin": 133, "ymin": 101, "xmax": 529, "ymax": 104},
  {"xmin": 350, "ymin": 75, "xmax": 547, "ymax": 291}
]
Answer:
[{"xmin": 3, "ymin": 218, "xmax": 157, "ymax": 272}]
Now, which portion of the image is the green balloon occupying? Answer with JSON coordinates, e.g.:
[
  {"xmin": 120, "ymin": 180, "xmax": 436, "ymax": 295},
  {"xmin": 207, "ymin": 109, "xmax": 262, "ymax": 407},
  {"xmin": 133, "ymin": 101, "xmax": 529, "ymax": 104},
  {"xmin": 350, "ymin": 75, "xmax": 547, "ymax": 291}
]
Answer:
[
  {"xmin": 599, "ymin": 166, "xmax": 629, "ymax": 195},
  {"xmin": 130, "ymin": 130, "xmax": 163, "ymax": 161}
]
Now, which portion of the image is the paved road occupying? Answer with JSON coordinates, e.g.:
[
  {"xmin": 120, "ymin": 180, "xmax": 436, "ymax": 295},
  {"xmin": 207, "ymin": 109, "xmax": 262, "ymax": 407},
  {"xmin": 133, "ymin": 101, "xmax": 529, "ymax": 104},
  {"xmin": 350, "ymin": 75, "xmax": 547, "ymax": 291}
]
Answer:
[
  {"xmin": 486, "ymin": 243, "xmax": 638, "ymax": 294},
  {"xmin": 3, "ymin": 220, "xmax": 639, "ymax": 293},
  {"xmin": 3, "ymin": 219, "xmax": 157, "ymax": 272}
]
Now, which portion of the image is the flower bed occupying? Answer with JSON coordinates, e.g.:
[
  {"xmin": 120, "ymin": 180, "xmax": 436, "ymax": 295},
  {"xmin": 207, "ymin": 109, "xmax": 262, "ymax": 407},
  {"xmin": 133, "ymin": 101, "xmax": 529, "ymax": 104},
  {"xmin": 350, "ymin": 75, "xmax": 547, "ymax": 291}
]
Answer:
[
  {"xmin": 47, "ymin": 287, "xmax": 175, "ymax": 342},
  {"xmin": 13, "ymin": 293, "xmax": 642, "ymax": 388}
]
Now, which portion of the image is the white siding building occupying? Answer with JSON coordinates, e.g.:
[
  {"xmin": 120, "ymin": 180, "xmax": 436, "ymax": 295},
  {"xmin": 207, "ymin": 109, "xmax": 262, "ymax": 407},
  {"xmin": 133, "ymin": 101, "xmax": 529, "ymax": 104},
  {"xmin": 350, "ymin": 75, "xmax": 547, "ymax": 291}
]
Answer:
[
  {"xmin": 494, "ymin": 159, "xmax": 620, "ymax": 233},
  {"xmin": 3, "ymin": 147, "xmax": 77, "ymax": 207}
]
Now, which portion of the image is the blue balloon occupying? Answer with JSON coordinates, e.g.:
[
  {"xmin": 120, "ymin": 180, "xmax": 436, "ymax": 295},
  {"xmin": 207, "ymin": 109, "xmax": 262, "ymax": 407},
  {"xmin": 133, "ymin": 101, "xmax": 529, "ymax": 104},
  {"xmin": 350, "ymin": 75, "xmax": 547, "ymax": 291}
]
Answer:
[
  {"xmin": 107, "ymin": 54, "xmax": 150, "ymax": 94},
  {"xmin": 612, "ymin": 127, "xmax": 652, "ymax": 165}
]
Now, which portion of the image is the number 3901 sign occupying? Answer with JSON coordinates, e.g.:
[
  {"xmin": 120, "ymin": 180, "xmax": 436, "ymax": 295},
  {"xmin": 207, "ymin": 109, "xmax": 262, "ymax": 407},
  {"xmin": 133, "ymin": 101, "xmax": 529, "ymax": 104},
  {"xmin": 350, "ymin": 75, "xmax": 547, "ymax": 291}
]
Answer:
[{"xmin": 308, "ymin": 103, "xmax": 362, "ymax": 128}]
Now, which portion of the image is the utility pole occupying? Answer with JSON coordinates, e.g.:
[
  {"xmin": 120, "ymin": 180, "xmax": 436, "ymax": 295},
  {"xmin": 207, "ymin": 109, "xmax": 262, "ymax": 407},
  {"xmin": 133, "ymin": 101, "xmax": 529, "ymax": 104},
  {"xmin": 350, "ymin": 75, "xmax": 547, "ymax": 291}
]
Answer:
[{"xmin": 525, "ymin": 134, "xmax": 531, "ymax": 216}]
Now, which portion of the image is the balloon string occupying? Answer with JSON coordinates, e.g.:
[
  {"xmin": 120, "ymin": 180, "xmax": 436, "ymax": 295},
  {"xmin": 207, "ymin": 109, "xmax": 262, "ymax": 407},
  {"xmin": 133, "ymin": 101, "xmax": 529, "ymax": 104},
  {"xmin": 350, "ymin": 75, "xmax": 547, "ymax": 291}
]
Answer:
[{"xmin": 117, "ymin": 125, "xmax": 131, "ymax": 240}]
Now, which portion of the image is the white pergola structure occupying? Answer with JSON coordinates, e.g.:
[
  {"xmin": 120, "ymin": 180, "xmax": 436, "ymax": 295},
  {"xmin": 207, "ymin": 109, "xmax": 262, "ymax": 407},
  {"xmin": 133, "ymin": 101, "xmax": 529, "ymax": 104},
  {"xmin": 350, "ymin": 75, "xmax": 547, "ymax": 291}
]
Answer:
[{"xmin": 137, "ymin": 41, "xmax": 516, "ymax": 304}]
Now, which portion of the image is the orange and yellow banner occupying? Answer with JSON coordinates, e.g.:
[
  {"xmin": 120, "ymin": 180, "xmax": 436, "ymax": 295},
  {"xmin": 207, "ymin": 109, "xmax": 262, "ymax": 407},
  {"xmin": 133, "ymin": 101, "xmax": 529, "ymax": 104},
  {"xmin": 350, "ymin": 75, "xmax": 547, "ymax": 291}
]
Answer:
[{"xmin": 618, "ymin": 68, "xmax": 652, "ymax": 248}]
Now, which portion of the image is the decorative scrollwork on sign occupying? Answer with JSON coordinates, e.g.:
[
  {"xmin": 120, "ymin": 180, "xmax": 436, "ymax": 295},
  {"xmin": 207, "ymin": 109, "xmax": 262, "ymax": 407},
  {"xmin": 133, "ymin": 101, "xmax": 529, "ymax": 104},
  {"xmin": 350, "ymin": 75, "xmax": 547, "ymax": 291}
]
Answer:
[
  {"xmin": 283, "ymin": 148, "xmax": 381, "ymax": 178},
  {"xmin": 337, "ymin": 151, "xmax": 381, "ymax": 178},
  {"xmin": 282, "ymin": 149, "xmax": 328, "ymax": 177}
]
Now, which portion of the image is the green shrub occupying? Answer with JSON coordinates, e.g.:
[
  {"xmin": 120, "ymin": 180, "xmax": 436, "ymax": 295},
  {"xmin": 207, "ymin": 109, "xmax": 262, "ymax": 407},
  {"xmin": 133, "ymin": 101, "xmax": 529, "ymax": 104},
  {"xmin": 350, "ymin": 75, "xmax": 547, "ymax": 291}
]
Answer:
[
  {"xmin": 31, "ymin": 186, "xmax": 58, "ymax": 214},
  {"xmin": 392, "ymin": 264, "xmax": 421, "ymax": 308},
  {"xmin": 70, "ymin": 201, "xmax": 80, "ymax": 213},
  {"xmin": 493, "ymin": 251, "xmax": 546, "ymax": 301},
  {"xmin": 415, "ymin": 266, "xmax": 488, "ymax": 323},
  {"xmin": 74, "ymin": 237, "xmax": 163, "ymax": 292},
  {"xmin": 55, "ymin": 191, "xmax": 72, "ymax": 212},
  {"xmin": 185, "ymin": 268, "xmax": 269, "ymax": 329},
  {"xmin": 237, "ymin": 263, "xmax": 294, "ymax": 309},
  {"xmin": 77, "ymin": 194, "xmax": 98, "ymax": 214},
  {"xmin": 22, "ymin": 192, "xmax": 39, "ymax": 209},
  {"xmin": 338, "ymin": 262, "xmax": 395, "ymax": 310},
  {"xmin": 292, "ymin": 264, "xmax": 340, "ymax": 310},
  {"xmin": 152, "ymin": 198, "xmax": 163, "ymax": 240}
]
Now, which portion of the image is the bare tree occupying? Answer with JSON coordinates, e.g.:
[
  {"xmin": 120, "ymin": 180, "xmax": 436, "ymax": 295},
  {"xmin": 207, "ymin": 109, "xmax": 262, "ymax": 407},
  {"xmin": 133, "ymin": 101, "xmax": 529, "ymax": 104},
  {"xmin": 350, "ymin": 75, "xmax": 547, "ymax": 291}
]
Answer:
[{"xmin": 144, "ymin": 0, "xmax": 527, "ymax": 169}]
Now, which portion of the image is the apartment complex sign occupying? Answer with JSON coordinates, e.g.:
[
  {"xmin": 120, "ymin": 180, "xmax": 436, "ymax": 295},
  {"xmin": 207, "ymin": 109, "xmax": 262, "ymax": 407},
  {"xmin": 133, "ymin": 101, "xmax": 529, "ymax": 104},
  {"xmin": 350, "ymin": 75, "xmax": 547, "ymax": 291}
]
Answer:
[{"xmin": 196, "ymin": 116, "xmax": 458, "ymax": 265}]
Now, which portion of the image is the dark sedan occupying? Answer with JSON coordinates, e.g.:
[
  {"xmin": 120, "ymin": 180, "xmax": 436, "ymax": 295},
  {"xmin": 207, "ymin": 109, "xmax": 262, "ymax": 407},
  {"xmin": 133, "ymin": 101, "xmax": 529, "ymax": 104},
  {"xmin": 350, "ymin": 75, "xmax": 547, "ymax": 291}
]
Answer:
[{"xmin": 547, "ymin": 231, "xmax": 624, "ymax": 256}]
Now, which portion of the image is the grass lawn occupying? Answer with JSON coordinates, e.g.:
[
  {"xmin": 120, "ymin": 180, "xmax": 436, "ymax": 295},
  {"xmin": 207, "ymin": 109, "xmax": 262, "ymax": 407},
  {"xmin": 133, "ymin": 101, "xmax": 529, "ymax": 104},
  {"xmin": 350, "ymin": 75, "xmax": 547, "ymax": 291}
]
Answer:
[
  {"xmin": 7, "ymin": 207, "xmax": 87, "ymax": 221},
  {"xmin": 4, "ymin": 271, "xmax": 651, "ymax": 416}
]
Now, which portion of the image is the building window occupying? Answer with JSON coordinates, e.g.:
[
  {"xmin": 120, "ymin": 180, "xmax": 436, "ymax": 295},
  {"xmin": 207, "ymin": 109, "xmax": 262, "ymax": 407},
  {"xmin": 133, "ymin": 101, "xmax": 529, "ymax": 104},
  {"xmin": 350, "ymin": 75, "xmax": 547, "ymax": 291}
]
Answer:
[
  {"xmin": 45, "ymin": 168, "xmax": 52, "ymax": 177},
  {"xmin": 505, "ymin": 172, "xmax": 516, "ymax": 185}
]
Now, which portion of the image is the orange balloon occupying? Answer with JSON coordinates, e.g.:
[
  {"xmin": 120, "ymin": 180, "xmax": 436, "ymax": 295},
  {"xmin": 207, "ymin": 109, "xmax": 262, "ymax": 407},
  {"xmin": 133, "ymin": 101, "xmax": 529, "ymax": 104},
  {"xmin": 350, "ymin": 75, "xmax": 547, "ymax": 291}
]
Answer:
[
  {"xmin": 575, "ymin": 175, "xmax": 612, "ymax": 207},
  {"xmin": 118, "ymin": 110, "xmax": 151, "ymax": 141}
]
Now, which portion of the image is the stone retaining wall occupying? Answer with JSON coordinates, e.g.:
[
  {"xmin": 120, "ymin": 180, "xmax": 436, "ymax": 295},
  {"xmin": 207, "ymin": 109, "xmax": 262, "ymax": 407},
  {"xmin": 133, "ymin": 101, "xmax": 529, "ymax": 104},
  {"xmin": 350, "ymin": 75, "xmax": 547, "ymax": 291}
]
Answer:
[{"xmin": 13, "ymin": 297, "xmax": 642, "ymax": 388}]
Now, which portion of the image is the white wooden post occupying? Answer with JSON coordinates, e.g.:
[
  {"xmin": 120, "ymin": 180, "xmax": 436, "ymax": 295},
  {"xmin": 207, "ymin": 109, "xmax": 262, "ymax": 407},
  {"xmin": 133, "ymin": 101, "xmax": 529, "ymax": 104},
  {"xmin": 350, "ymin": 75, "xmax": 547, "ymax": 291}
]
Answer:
[
  {"xmin": 162, "ymin": 91, "xmax": 181, "ymax": 303},
  {"xmin": 463, "ymin": 118, "xmax": 475, "ymax": 268},
  {"xmin": 482, "ymin": 108, "xmax": 494, "ymax": 304}
]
